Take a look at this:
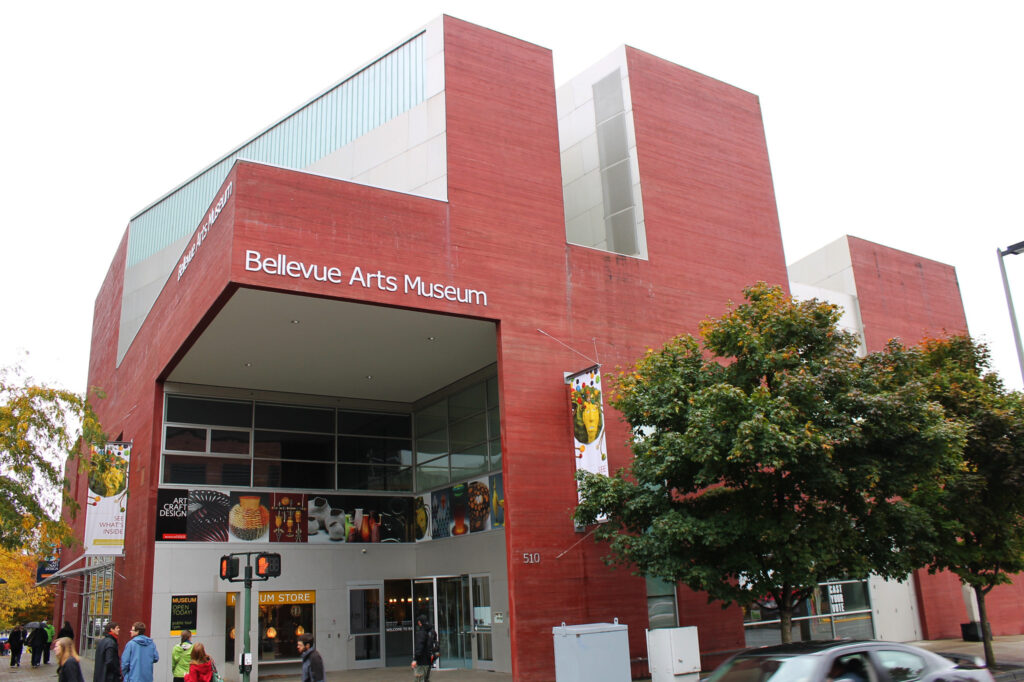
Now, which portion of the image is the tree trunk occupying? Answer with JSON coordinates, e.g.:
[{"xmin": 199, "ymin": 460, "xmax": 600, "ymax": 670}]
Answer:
[
  {"xmin": 779, "ymin": 606, "xmax": 793, "ymax": 644},
  {"xmin": 975, "ymin": 585, "xmax": 996, "ymax": 669}
]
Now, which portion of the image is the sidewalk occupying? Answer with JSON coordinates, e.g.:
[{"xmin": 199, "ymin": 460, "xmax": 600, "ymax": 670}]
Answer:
[
  {"xmin": 5, "ymin": 637, "xmax": 1024, "ymax": 682},
  {"xmin": 0, "ymin": 656, "xmax": 513, "ymax": 682}
]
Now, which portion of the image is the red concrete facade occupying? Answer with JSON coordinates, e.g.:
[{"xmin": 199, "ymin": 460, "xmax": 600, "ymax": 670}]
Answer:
[
  {"xmin": 848, "ymin": 236, "xmax": 969, "ymax": 350},
  {"xmin": 55, "ymin": 15, "xmax": 1007, "ymax": 682}
]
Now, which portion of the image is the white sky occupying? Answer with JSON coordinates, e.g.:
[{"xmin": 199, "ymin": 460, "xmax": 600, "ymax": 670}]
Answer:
[{"xmin": 2, "ymin": 1, "xmax": 1023, "ymax": 393}]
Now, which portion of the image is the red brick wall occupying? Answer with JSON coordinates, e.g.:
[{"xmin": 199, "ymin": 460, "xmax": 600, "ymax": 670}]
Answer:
[{"xmin": 848, "ymin": 236, "xmax": 968, "ymax": 351}]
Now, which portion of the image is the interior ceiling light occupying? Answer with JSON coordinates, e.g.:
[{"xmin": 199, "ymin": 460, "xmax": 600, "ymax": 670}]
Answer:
[
  {"xmin": 427, "ymin": 336, "xmax": 437, "ymax": 341},
  {"xmin": 290, "ymin": 319, "xmax": 300, "ymax": 324},
  {"xmin": 366, "ymin": 375, "xmax": 373, "ymax": 380},
  {"xmin": 244, "ymin": 362, "xmax": 253, "ymax": 367}
]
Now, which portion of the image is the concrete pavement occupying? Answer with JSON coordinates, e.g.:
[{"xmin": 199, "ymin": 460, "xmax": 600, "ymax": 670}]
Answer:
[{"xmin": 5, "ymin": 636, "xmax": 1024, "ymax": 681}]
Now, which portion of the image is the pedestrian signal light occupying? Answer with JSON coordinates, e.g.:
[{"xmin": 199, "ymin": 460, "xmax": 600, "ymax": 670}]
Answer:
[
  {"xmin": 255, "ymin": 552, "xmax": 281, "ymax": 578},
  {"xmin": 219, "ymin": 555, "xmax": 239, "ymax": 580}
]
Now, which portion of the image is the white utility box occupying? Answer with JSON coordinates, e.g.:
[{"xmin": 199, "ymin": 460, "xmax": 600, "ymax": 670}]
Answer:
[
  {"xmin": 646, "ymin": 626, "xmax": 701, "ymax": 682},
  {"xmin": 552, "ymin": 619, "xmax": 631, "ymax": 682}
]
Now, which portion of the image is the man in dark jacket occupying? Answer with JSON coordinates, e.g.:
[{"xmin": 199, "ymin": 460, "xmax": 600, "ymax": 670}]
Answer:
[
  {"xmin": 296, "ymin": 634, "xmax": 324, "ymax": 682},
  {"xmin": 93, "ymin": 622, "xmax": 122, "ymax": 682},
  {"xmin": 28, "ymin": 625, "xmax": 47, "ymax": 667},
  {"xmin": 412, "ymin": 615, "xmax": 436, "ymax": 681}
]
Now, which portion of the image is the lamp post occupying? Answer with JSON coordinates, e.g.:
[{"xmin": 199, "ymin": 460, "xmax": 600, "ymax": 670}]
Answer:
[{"xmin": 997, "ymin": 240, "xmax": 1024, "ymax": 386}]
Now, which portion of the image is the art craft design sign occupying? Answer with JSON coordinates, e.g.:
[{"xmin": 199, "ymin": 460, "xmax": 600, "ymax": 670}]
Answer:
[
  {"xmin": 243, "ymin": 249, "xmax": 488, "ymax": 307},
  {"xmin": 84, "ymin": 442, "xmax": 131, "ymax": 555},
  {"xmin": 170, "ymin": 595, "xmax": 198, "ymax": 635},
  {"xmin": 36, "ymin": 556, "xmax": 60, "ymax": 583}
]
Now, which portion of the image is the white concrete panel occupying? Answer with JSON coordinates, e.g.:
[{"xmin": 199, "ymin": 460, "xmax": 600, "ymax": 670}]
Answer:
[
  {"xmin": 425, "ymin": 52, "xmax": 445, "ymax": 99},
  {"xmin": 413, "ymin": 176, "xmax": 447, "ymax": 201},
  {"xmin": 869, "ymin": 574, "xmax": 922, "ymax": 642},
  {"xmin": 426, "ymin": 94, "xmax": 446, "ymax": 139},
  {"xmin": 581, "ymin": 135, "xmax": 600, "ymax": 174},
  {"xmin": 789, "ymin": 236, "xmax": 855, "ymax": 294},
  {"xmin": 424, "ymin": 132, "xmax": 447, "ymax": 185},
  {"xmin": 407, "ymin": 102, "xmax": 431, "ymax": 149},
  {"xmin": 150, "ymin": 529, "xmax": 508, "ymax": 682},
  {"xmin": 560, "ymin": 145, "xmax": 584, "ymax": 185},
  {"xmin": 118, "ymin": 233, "xmax": 192, "ymax": 362}
]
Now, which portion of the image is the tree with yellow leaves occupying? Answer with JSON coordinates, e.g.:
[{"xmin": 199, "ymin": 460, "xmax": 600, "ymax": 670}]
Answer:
[
  {"xmin": 0, "ymin": 548, "xmax": 54, "ymax": 628},
  {"xmin": 0, "ymin": 365, "xmax": 104, "ymax": 554}
]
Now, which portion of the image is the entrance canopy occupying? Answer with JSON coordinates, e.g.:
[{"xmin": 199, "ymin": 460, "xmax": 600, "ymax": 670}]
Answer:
[{"xmin": 166, "ymin": 287, "xmax": 497, "ymax": 402}]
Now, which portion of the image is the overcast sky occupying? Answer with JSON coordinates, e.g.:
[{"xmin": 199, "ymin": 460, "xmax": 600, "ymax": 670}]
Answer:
[{"xmin": 3, "ymin": 1, "xmax": 1023, "ymax": 393}]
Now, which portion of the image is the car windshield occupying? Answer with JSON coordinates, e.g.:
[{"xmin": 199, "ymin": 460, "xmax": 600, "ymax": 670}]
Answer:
[{"xmin": 707, "ymin": 655, "xmax": 820, "ymax": 682}]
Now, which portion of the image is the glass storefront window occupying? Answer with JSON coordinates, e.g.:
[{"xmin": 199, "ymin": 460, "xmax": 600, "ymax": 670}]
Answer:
[
  {"xmin": 742, "ymin": 578, "xmax": 874, "ymax": 647},
  {"xmin": 253, "ymin": 459, "xmax": 334, "ymax": 489},
  {"xmin": 81, "ymin": 557, "xmax": 115, "ymax": 653},
  {"xmin": 163, "ymin": 454, "xmax": 252, "ymax": 486},
  {"xmin": 258, "ymin": 592, "xmax": 314, "ymax": 661},
  {"xmin": 162, "ymin": 366, "xmax": 500, "ymax": 496},
  {"xmin": 167, "ymin": 396, "xmax": 252, "ymax": 427}
]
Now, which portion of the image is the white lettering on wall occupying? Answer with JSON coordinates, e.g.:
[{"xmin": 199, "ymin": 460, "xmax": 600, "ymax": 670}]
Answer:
[
  {"xmin": 243, "ymin": 249, "xmax": 487, "ymax": 307},
  {"xmin": 177, "ymin": 182, "xmax": 234, "ymax": 281}
]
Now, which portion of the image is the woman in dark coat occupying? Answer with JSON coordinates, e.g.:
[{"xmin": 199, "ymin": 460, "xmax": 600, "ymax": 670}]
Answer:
[
  {"xmin": 28, "ymin": 625, "xmax": 47, "ymax": 667},
  {"xmin": 8, "ymin": 625, "xmax": 23, "ymax": 667},
  {"xmin": 55, "ymin": 637, "xmax": 86, "ymax": 682}
]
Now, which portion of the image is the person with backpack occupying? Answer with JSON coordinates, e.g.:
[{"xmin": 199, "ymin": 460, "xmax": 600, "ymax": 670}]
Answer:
[{"xmin": 411, "ymin": 614, "xmax": 437, "ymax": 681}]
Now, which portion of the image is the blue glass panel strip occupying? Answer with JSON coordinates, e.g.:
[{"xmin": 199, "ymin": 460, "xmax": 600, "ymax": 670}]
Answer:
[{"xmin": 126, "ymin": 32, "xmax": 426, "ymax": 267}]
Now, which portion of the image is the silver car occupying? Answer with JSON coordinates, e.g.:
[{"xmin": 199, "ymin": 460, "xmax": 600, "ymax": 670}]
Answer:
[{"xmin": 705, "ymin": 640, "xmax": 995, "ymax": 682}]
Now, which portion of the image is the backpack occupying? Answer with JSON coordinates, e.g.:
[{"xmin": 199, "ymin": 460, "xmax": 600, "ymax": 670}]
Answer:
[{"xmin": 429, "ymin": 629, "xmax": 439, "ymax": 661}]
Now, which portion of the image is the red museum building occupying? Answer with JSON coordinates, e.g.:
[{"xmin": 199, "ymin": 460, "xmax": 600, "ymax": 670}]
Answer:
[{"xmin": 47, "ymin": 15, "xmax": 1024, "ymax": 681}]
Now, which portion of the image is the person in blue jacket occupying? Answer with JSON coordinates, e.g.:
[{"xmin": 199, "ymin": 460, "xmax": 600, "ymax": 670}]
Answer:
[{"xmin": 121, "ymin": 623, "xmax": 159, "ymax": 682}]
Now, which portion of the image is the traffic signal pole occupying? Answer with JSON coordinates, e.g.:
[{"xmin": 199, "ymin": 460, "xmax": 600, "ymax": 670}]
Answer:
[
  {"xmin": 219, "ymin": 552, "xmax": 281, "ymax": 682},
  {"xmin": 243, "ymin": 559, "xmax": 253, "ymax": 682}
]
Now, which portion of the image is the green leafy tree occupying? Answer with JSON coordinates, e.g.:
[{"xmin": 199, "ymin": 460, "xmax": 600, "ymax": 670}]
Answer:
[
  {"xmin": 0, "ymin": 365, "xmax": 105, "ymax": 553},
  {"xmin": 916, "ymin": 336, "xmax": 1024, "ymax": 668},
  {"xmin": 574, "ymin": 283, "xmax": 965, "ymax": 643}
]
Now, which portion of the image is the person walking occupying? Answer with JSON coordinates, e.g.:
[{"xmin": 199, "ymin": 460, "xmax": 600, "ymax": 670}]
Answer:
[
  {"xmin": 43, "ymin": 621, "xmax": 55, "ymax": 664},
  {"xmin": 121, "ymin": 622, "xmax": 159, "ymax": 682},
  {"xmin": 92, "ymin": 622, "xmax": 121, "ymax": 682},
  {"xmin": 28, "ymin": 623, "xmax": 47, "ymax": 667},
  {"xmin": 171, "ymin": 631, "xmax": 194, "ymax": 682},
  {"xmin": 8, "ymin": 625, "xmax": 23, "ymax": 667},
  {"xmin": 296, "ymin": 634, "xmax": 324, "ymax": 682},
  {"xmin": 55, "ymin": 637, "xmax": 86, "ymax": 682},
  {"xmin": 58, "ymin": 621, "xmax": 74, "ymax": 641},
  {"xmin": 183, "ymin": 642, "xmax": 214, "ymax": 682},
  {"xmin": 411, "ymin": 614, "xmax": 437, "ymax": 681}
]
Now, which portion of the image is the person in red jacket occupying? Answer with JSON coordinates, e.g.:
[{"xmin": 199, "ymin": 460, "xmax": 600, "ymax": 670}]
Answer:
[{"xmin": 183, "ymin": 643, "xmax": 214, "ymax": 682}]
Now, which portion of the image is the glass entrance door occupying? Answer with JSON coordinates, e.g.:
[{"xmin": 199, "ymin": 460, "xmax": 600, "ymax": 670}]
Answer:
[
  {"xmin": 437, "ymin": 576, "xmax": 470, "ymax": 669},
  {"xmin": 348, "ymin": 584, "xmax": 383, "ymax": 669},
  {"xmin": 433, "ymin": 574, "xmax": 493, "ymax": 670},
  {"xmin": 471, "ymin": 574, "xmax": 493, "ymax": 665}
]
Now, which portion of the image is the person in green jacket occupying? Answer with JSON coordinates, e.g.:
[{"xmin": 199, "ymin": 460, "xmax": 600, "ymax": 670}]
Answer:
[
  {"xmin": 43, "ymin": 622, "xmax": 55, "ymax": 665},
  {"xmin": 171, "ymin": 631, "xmax": 193, "ymax": 682}
]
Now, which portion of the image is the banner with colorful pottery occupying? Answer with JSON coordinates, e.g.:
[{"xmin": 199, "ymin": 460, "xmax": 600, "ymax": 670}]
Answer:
[
  {"xmin": 156, "ymin": 474, "xmax": 504, "ymax": 545},
  {"xmin": 84, "ymin": 441, "xmax": 131, "ymax": 555},
  {"xmin": 568, "ymin": 366, "xmax": 608, "ymax": 480}
]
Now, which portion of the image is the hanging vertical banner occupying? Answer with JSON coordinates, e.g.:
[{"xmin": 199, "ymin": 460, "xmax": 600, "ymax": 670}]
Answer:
[
  {"xmin": 84, "ymin": 442, "xmax": 131, "ymax": 555},
  {"xmin": 568, "ymin": 366, "xmax": 608, "ymax": 481}
]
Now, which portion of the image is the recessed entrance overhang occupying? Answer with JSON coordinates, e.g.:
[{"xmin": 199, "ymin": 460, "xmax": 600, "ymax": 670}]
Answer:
[{"xmin": 166, "ymin": 287, "xmax": 497, "ymax": 402}]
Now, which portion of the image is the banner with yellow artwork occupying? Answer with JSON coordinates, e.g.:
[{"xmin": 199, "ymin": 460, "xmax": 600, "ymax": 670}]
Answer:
[
  {"xmin": 84, "ymin": 442, "xmax": 131, "ymax": 555},
  {"xmin": 568, "ymin": 366, "xmax": 608, "ymax": 482}
]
